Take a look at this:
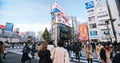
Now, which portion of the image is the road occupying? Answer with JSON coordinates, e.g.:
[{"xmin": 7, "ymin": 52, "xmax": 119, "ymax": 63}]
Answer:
[{"xmin": 1, "ymin": 47, "xmax": 99, "ymax": 63}]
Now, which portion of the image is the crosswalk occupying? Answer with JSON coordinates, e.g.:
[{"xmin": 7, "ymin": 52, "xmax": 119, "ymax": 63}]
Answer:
[{"xmin": 9, "ymin": 49, "xmax": 99, "ymax": 63}]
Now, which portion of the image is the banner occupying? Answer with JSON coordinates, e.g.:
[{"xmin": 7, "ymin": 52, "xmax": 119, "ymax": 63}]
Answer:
[
  {"xmin": 51, "ymin": 2, "xmax": 71, "ymax": 26},
  {"xmin": 78, "ymin": 24, "xmax": 88, "ymax": 40}
]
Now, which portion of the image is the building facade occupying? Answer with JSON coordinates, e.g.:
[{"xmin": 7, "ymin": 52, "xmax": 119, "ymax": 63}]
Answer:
[{"xmin": 86, "ymin": 0, "xmax": 120, "ymax": 42}]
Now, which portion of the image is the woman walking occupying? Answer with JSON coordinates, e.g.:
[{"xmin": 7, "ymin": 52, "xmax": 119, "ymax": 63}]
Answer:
[
  {"xmin": 38, "ymin": 42, "xmax": 52, "ymax": 63},
  {"xmin": 52, "ymin": 40, "xmax": 70, "ymax": 63},
  {"xmin": 21, "ymin": 42, "xmax": 31, "ymax": 63},
  {"xmin": 85, "ymin": 42, "xmax": 93, "ymax": 63}
]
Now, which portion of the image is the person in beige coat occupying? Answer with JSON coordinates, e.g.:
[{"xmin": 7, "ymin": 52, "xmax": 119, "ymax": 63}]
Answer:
[
  {"xmin": 85, "ymin": 42, "xmax": 93, "ymax": 63},
  {"xmin": 52, "ymin": 40, "xmax": 70, "ymax": 63}
]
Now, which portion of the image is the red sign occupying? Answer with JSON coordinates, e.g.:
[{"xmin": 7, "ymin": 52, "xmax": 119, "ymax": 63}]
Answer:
[
  {"xmin": 0, "ymin": 25, "xmax": 6, "ymax": 29},
  {"xmin": 78, "ymin": 24, "xmax": 88, "ymax": 40}
]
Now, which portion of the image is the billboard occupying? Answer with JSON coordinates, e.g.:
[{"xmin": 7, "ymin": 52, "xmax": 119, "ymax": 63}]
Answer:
[
  {"xmin": 89, "ymin": 31, "xmax": 98, "ymax": 38},
  {"xmin": 78, "ymin": 24, "xmax": 88, "ymax": 40},
  {"xmin": 0, "ymin": 24, "xmax": 6, "ymax": 29},
  {"xmin": 85, "ymin": 1, "xmax": 94, "ymax": 9},
  {"xmin": 51, "ymin": 2, "xmax": 71, "ymax": 26},
  {"xmin": 6, "ymin": 22, "xmax": 14, "ymax": 32}
]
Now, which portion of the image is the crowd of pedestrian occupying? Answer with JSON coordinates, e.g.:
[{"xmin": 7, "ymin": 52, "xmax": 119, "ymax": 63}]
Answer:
[{"xmin": 0, "ymin": 40, "xmax": 120, "ymax": 63}]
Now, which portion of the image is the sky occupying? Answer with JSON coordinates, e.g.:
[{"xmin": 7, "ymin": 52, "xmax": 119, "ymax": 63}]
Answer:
[{"xmin": 0, "ymin": 0, "xmax": 92, "ymax": 34}]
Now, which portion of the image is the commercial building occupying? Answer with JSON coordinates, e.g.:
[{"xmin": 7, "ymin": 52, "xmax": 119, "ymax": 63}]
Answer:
[{"xmin": 86, "ymin": 0, "xmax": 120, "ymax": 42}]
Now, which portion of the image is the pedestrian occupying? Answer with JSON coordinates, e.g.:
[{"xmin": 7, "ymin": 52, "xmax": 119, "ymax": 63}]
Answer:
[
  {"xmin": 104, "ymin": 44, "xmax": 112, "ymax": 63},
  {"xmin": 3, "ymin": 40, "xmax": 10, "ymax": 59},
  {"xmin": 52, "ymin": 40, "xmax": 70, "ymax": 63},
  {"xmin": 96, "ymin": 43, "xmax": 103, "ymax": 62},
  {"xmin": 85, "ymin": 42, "xmax": 93, "ymax": 63},
  {"xmin": 31, "ymin": 43, "xmax": 36, "ymax": 59},
  {"xmin": 112, "ymin": 53, "xmax": 120, "ymax": 63},
  {"xmin": 21, "ymin": 42, "xmax": 31, "ymax": 63},
  {"xmin": 100, "ymin": 44, "xmax": 107, "ymax": 63},
  {"xmin": 47, "ymin": 41, "xmax": 55, "ymax": 59},
  {"xmin": 38, "ymin": 42, "xmax": 52, "ymax": 63},
  {"xmin": 72, "ymin": 42, "xmax": 80, "ymax": 60},
  {"xmin": 0, "ymin": 41, "xmax": 4, "ymax": 63}
]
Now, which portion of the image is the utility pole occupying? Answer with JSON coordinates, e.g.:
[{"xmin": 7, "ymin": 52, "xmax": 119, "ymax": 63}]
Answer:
[{"xmin": 106, "ymin": 0, "xmax": 117, "ymax": 42}]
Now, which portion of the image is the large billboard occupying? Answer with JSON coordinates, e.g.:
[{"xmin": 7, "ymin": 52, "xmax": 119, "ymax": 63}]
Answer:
[
  {"xmin": 78, "ymin": 24, "xmax": 88, "ymax": 40},
  {"xmin": 85, "ymin": 1, "xmax": 94, "ymax": 9},
  {"xmin": 6, "ymin": 22, "xmax": 14, "ymax": 32},
  {"xmin": 51, "ymin": 2, "xmax": 71, "ymax": 26}
]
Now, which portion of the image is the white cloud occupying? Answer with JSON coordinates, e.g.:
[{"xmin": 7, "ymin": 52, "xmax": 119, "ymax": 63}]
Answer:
[{"xmin": 15, "ymin": 23, "xmax": 51, "ymax": 34}]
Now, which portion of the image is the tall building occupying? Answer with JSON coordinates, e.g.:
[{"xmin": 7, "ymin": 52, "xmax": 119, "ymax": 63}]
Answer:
[
  {"xmin": 86, "ymin": 0, "xmax": 120, "ymax": 42},
  {"xmin": 86, "ymin": 1, "xmax": 99, "ymax": 42},
  {"xmin": 51, "ymin": 2, "xmax": 72, "ymax": 45}
]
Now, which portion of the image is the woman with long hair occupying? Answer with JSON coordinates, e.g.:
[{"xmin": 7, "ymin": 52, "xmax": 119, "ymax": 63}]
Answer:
[{"xmin": 38, "ymin": 42, "xmax": 52, "ymax": 63}]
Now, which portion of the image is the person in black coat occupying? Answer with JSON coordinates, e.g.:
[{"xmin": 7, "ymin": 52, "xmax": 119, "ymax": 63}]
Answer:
[
  {"xmin": 112, "ymin": 53, "xmax": 120, "ymax": 63},
  {"xmin": 38, "ymin": 42, "xmax": 52, "ymax": 63},
  {"xmin": 100, "ymin": 45, "xmax": 107, "ymax": 63},
  {"xmin": 21, "ymin": 42, "xmax": 31, "ymax": 63}
]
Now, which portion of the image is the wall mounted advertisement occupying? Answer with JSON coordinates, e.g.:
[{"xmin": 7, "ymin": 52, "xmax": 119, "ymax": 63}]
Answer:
[
  {"xmin": 6, "ymin": 22, "xmax": 14, "ymax": 32},
  {"xmin": 89, "ymin": 31, "xmax": 99, "ymax": 39},
  {"xmin": 78, "ymin": 24, "xmax": 88, "ymax": 40},
  {"xmin": 51, "ymin": 2, "xmax": 71, "ymax": 26},
  {"xmin": 85, "ymin": 1, "xmax": 94, "ymax": 9}
]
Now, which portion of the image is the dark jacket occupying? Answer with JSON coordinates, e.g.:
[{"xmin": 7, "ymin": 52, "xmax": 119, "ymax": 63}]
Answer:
[
  {"xmin": 112, "ymin": 53, "xmax": 120, "ymax": 63},
  {"xmin": 100, "ymin": 48, "xmax": 107, "ymax": 62},
  {"xmin": 38, "ymin": 50, "xmax": 52, "ymax": 63}
]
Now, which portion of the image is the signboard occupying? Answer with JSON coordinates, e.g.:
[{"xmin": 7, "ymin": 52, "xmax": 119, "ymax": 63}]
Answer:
[
  {"xmin": 78, "ymin": 24, "xmax": 88, "ymax": 40},
  {"xmin": 89, "ymin": 31, "xmax": 99, "ymax": 38},
  {"xmin": 85, "ymin": 1, "xmax": 94, "ymax": 9},
  {"xmin": 6, "ymin": 22, "xmax": 14, "ymax": 32},
  {"xmin": 51, "ymin": 2, "xmax": 71, "ymax": 26}
]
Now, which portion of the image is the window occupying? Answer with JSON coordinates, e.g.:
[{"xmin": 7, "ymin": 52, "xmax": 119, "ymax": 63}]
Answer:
[
  {"xmin": 89, "ymin": 23, "xmax": 96, "ymax": 28},
  {"xmin": 90, "ymin": 31, "xmax": 98, "ymax": 36},
  {"xmin": 97, "ymin": 11, "xmax": 108, "ymax": 18},
  {"xmin": 101, "ymin": 29, "xmax": 109, "ymax": 35},
  {"xmin": 88, "ymin": 16, "xmax": 95, "ymax": 21},
  {"xmin": 99, "ymin": 20, "xmax": 109, "ymax": 25},
  {"xmin": 87, "ymin": 10, "xmax": 95, "ymax": 16}
]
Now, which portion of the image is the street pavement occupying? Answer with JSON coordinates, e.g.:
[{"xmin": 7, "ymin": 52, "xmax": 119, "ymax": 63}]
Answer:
[
  {"xmin": 2, "ymin": 47, "xmax": 99, "ymax": 63},
  {"xmin": 2, "ymin": 52, "xmax": 38, "ymax": 63}
]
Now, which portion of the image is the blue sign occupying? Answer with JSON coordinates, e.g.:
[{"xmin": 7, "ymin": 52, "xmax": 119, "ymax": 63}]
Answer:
[
  {"xmin": 53, "ymin": 8, "xmax": 60, "ymax": 13},
  {"xmin": 85, "ymin": 1, "xmax": 94, "ymax": 9},
  {"xmin": 6, "ymin": 22, "xmax": 14, "ymax": 32}
]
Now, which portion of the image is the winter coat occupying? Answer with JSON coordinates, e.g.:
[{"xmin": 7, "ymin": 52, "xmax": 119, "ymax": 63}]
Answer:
[
  {"xmin": 52, "ymin": 47, "xmax": 70, "ymax": 63},
  {"xmin": 47, "ymin": 44, "xmax": 55, "ymax": 59},
  {"xmin": 85, "ymin": 44, "xmax": 93, "ymax": 59},
  {"xmin": 38, "ymin": 50, "xmax": 52, "ymax": 63},
  {"xmin": 112, "ymin": 53, "xmax": 120, "ymax": 63}
]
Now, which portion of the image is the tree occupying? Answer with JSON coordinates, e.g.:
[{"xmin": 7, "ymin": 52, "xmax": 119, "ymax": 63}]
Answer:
[{"xmin": 42, "ymin": 28, "xmax": 51, "ymax": 42}]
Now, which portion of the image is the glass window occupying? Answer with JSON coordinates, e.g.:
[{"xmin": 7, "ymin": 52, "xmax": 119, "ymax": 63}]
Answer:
[{"xmin": 90, "ymin": 31, "xmax": 98, "ymax": 36}]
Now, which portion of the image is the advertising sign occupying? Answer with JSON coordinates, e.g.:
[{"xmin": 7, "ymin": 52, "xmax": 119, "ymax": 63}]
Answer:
[
  {"xmin": 85, "ymin": 1, "xmax": 94, "ymax": 9},
  {"xmin": 51, "ymin": 2, "xmax": 71, "ymax": 26},
  {"xmin": 89, "ymin": 31, "xmax": 99, "ymax": 38},
  {"xmin": 6, "ymin": 22, "xmax": 14, "ymax": 32},
  {"xmin": 78, "ymin": 24, "xmax": 88, "ymax": 40}
]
